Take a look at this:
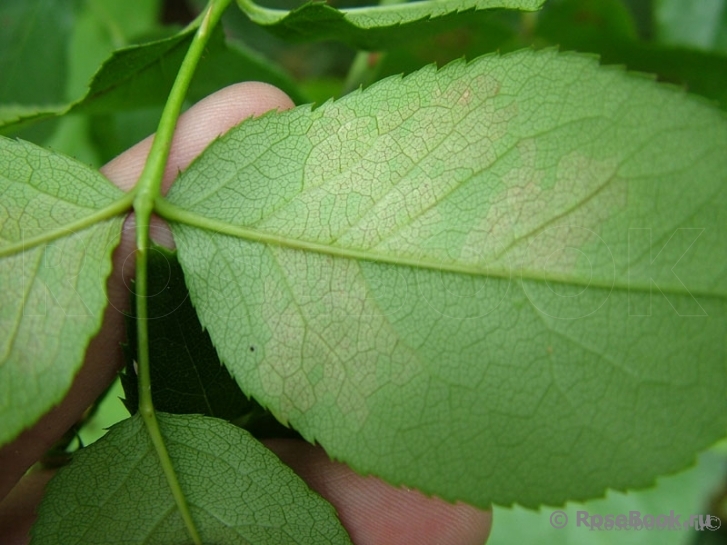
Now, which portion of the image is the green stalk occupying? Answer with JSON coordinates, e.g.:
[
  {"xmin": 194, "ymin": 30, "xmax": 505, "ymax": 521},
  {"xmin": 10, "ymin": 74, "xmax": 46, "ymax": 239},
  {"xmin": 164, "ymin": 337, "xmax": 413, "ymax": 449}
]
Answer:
[{"xmin": 132, "ymin": 0, "xmax": 232, "ymax": 543}]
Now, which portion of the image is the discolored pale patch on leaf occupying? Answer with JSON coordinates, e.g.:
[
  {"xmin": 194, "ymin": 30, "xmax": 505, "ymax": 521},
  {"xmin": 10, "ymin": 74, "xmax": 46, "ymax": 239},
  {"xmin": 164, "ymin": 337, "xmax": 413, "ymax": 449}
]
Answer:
[{"xmin": 469, "ymin": 142, "xmax": 627, "ymax": 276}]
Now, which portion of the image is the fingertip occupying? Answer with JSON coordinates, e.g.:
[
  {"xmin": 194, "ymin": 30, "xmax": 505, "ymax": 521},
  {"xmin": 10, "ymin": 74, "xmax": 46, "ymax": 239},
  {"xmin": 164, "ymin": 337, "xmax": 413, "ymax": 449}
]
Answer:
[{"xmin": 101, "ymin": 81, "xmax": 295, "ymax": 192}]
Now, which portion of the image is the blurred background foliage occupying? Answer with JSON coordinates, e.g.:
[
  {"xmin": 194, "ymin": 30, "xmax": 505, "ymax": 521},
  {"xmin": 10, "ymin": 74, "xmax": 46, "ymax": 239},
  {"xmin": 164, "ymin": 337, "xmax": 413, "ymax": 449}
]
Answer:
[
  {"xmin": 2, "ymin": 0, "xmax": 726, "ymax": 166},
  {"xmin": 1, "ymin": 0, "xmax": 725, "ymax": 543}
]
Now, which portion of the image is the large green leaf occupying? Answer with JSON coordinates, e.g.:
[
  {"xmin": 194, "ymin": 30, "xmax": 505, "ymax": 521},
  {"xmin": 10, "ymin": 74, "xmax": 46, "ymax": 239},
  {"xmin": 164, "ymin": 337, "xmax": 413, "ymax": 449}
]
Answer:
[
  {"xmin": 235, "ymin": 0, "xmax": 545, "ymax": 49},
  {"xmin": 31, "ymin": 413, "xmax": 351, "ymax": 544},
  {"xmin": 164, "ymin": 49, "xmax": 727, "ymax": 508},
  {"xmin": 0, "ymin": 137, "xmax": 127, "ymax": 447}
]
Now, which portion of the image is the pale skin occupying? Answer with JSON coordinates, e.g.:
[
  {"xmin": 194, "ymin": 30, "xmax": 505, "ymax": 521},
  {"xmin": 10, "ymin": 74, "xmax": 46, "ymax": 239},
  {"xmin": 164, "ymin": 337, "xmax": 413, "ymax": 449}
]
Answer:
[{"xmin": 0, "ymin": 82, "xmax": 492, "ymax": 545}]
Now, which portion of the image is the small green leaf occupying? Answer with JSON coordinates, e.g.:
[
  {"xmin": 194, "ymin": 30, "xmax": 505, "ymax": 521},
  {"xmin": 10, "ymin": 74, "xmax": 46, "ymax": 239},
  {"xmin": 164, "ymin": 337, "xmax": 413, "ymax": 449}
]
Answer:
[
  {"xmin": 57, "ymin": 29, "xmax": 194, "ymax": 115},
  {"xmin": 31, "ymin": 413, "xmax": 351, "ymax": 544},
  {"xmin": 0, "ymin": 137, "xmax": 128, "ymax": 447},
  {"xmin": 236, "ymin": 0, "xmax": 545, "ymax": 49},
  {"xmin": 65, "ymin": 0, "xmax": 164, "ymax": 101},
  {"xmin": 0, "ymin": 24, "xmax": 305, "ymax": 135},
  {"xmin": 0, "ymin": 29, "xmax": 193, "ymax": 135},
  {"xmin": 165, "ymin": 49, "xmax": 727, "ymax": 507}
]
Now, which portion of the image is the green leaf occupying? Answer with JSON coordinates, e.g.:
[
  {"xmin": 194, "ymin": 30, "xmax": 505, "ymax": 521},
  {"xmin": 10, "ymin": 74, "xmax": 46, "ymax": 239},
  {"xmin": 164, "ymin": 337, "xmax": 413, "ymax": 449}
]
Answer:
[
  {"xmin": 31, "ymin": 413, "xmax": 351, "ymax": 544},
  {"xmin": 537, "ymin": 0, "xmax": 638, "ymax": 44},
  {"xmin": 0, "ymin": 24, "xmax": 305, "ymax": 136},
  {"xmin": 51, "ymin": 28, "xmax": 190, "ymax": 116},
  {"xmin": 0, "ymin": 29, "xmax": 193, "ymax": 135},
  {"xmin": 0, "ymin": 110, "xmax": 60, "ymax": 139},
  {"xmin": 164, "ymin": 49, "xmax": 727, "ymax": 507},
  {"xmin": 0, "ymin": 0, "xmax": 75, "ymax": 106},
  {"xmin": 83, "ymin": 0, "xmax": 162, "ymax": 42},
  {"xmin": 0, "ymin": 137, "xmax": 128, "ymax": 447},
  {"xmin": 235, "ymin": 0, "xmax": 545, "ymax": 49},
  {"xmin": 65, "ymin": 0, "xmax": 164, "ymax": 101},
  {"xmin": 376, "ymin": 16, "xmax": 519, "ymax": 82},
  {"xmin": 654, "ymin": 0, "xmax": 727, "ymax": 54},
  {"xmin": 77, "ymin": 378, "xmax": 128, "ymax": 447}
]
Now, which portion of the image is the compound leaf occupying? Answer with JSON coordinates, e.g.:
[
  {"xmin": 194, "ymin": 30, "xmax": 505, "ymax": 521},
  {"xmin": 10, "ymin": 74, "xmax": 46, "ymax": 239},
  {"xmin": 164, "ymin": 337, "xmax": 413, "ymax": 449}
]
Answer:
[
  {"xmin": 165, "ymin": 49, "xmax": 727, "ymax": 508},
  {"xmin": 235, "ymin": 0, "xmax": 545, "ymax": 50},
  {"xmin": 31, "ymin": 413, "xmax": 351, "ymax": 544},
  {"xmin": 0, "ymin": 137, "xmax": 127, "ymax": 447}
]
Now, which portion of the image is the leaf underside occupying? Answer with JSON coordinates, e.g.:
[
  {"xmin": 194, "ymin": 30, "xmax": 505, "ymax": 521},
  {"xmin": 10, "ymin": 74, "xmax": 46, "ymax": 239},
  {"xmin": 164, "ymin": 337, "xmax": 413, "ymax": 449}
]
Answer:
[
  {"xmin": 236, "ymin": 0, "xmax": 546, "ymax": 50},
  {"xmin": 167, "ymin": 49, "xmax": 727, "ymax": 508},
  {"xmin": 31, "ymin": 413, "xmax": 351, "ymax": 545},
  {"xmin": 0, "ymin": 138, "xmax": 125, "ymax": 447}
]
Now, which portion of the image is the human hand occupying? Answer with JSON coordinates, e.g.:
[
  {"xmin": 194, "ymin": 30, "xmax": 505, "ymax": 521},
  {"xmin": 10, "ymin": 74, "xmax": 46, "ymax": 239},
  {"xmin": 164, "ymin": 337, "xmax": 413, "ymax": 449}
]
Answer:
[{"xmin": 0, "ymin": 82, "xmax": 491, "ymax": 545}]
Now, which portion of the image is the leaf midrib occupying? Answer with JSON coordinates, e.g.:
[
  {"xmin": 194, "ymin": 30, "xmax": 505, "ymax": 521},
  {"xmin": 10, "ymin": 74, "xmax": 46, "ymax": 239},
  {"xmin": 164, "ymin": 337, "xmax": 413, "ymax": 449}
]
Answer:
[{"xmin": 156, "ymin": 198, "xmax": 727, "ymax": 301}]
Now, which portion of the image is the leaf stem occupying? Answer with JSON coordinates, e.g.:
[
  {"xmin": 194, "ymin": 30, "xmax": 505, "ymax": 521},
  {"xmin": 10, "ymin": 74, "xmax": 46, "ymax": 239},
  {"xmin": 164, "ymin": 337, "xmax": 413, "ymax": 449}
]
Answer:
[
  {"xmin": 154, "ymin": 198, "xmax": 727, "ymax": 301},
  {"xmin": 132, "ymin": 1, "xmax": 232, "ymax": 543}
]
